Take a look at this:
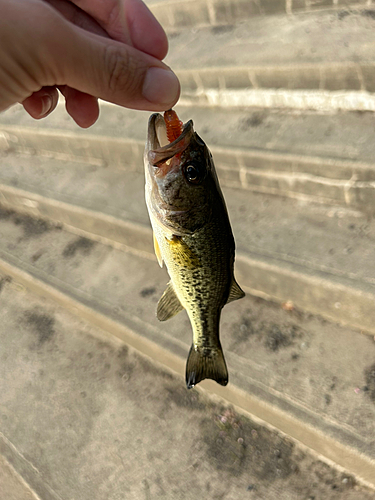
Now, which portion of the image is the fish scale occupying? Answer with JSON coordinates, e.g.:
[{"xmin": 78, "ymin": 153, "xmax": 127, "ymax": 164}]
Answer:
[{"xmin": 162, "ymin": 216, "xmax": 230, "ymax": 346}]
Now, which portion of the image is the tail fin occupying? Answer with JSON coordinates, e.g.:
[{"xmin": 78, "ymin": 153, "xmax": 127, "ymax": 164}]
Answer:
[{"xmin": 185, "ymin": 344, "xmax": 228, "ymax": 389}]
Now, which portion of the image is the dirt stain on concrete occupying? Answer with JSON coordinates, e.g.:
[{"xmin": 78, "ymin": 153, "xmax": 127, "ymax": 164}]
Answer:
[
  {"xmin": 13, "ymin": 214, "xmax": 53, "ymax": 239},
  {"xmin": 241, "ymin": 112, "xmax": 266, "ymax": 129},
  {"xmin": 237, "ymin": 316, "xmax": 255, "ymax": 342},
  {"xmin": 196, "ymin": 405, "xmax": 359, "ymax": 498},
  {"xmin": 117, "ymin": 345, "xmax": 129, "ymax": 359},
  {"xmin": 201, "ymin": 407, "xmax": 296, "ymax": 479},
  {"xmin": 23, "ymin": 310, "xmax": 56, "ymax": 346},
  {"xmin": 0, "ymin": 276, "xmax": 11, "ymax": 294},
  {"xmin": 306, "ymin": 461, "xmax": 356, "ymax": 496},
  {"xmin": 62, "ymin": 237, "xmax": 96, "ymax": 258},
  {"xmin": 0, "ymin": 206, "xmax": 15, "ymax": 220},
  {"xmin": 337, "ymin": 10, "xmax": 350, "ymax": 20},
  {"xmin": 0, "ymin": 205, "xmax": 60, "ymax": 240},
  {"xmin": 364, "ymin": 363, "xmax": 375, "ymax": 403},
  {"xmin": 140, "ymin": 287, "xmax": 157, "ymax": 298},
  {"xmin": 231, "ymin": 309, "xmax": 303, "ymax": 353},
  {"xmin": 362, "ymin": 9, "xmax": 375, "ymax": 19},
  {"xmin": 264, "ymin": 324, "xmax": 301, "ymax": 352},
  {"xmin": 211, "ymin": 24, "xmax": 235, "ymax": 35},
  {"xmin": 116, "ymin": 345, "xmax": 136, "ymax": 381},
  {"xmin": 31, "ymin": 249, "xmax": 45, "ymax": 262},
  {"xmin": 164, "ymin": 384, "xmax": 205, "ymax": 411},
  {"xmin": 135, "ymin": 353, "xmax": 174, "ymax": 381}
]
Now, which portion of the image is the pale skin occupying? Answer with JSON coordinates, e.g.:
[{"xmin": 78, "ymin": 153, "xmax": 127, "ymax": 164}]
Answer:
[{"xmin": 0, "ymin": 0, "xmax": 180, "ymax": 128}]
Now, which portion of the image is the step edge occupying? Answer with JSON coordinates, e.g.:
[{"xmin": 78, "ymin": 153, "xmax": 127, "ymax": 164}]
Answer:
[
  {"xmin": 149, "ymin": 0, "xmax": 368, "ymax": 28},
  {"xmin": 179, "ymin": 89, "xmax": 375, "ymax": 112},
  {"xmin": 2, "ymin": 123, "xmax": 375, "ymax": 176},
  {"xmin": 0, "ymin": 435, "xmax": 61, "ymax": 500}
]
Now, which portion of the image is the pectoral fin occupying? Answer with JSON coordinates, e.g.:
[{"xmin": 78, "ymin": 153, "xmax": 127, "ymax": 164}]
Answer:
[
  {"xmin": 153, "ymin": 233, "xmax": 163, "ymax": 268},
  {"xmin": 166, "ymin": 236, "xmax": 200, "ymax": 269},
  {"xmin": 227, "ymin": 278, "xmax": 245, "ymax": 304},
  {"xmin": 157, "ymin": 282, "xmax": 184, "ymax": 321}
]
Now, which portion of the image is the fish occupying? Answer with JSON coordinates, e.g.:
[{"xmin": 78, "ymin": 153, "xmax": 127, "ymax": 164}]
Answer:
[{"xmin": 144, "ymin": 109, "xmax": 245, "ymax": 389}]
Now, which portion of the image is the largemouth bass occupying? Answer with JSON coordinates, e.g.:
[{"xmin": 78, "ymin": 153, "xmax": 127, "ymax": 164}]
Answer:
[{"xmin": 144, "ymin": 109, "xmax": 244, "ymax": 389}]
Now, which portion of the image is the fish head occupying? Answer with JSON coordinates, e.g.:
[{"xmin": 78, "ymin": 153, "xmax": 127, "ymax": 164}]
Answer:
[{"xmin": 145, "ymin": 113, "xmax": 219, "ymax": 235}]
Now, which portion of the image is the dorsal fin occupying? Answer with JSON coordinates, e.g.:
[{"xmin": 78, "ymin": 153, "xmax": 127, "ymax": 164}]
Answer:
[
  {"xmin": 227, "ymin": 278, "xmax": 245, "ymax": 304},
  {"xmin": 157, "ymin": 282, "xmax": 184, "ymax": 321}
]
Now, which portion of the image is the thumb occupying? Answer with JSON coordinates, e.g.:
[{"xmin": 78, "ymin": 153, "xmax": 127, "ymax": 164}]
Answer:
[{"xmin": 50, "ymin": 19, "xmax": 180, "ymax": 111}]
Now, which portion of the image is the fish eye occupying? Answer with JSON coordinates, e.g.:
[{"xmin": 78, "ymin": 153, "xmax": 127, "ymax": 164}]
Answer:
[{"xmin": 184, "ymin": 163, "xmax": 203, "ymax": 184}]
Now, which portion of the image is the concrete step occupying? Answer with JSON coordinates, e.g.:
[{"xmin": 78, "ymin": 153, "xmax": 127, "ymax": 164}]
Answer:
[
  {"xmin": 0, "ymin": 210, "xmax": 374, "ymax": 488},
  {"xmin": 146, "ymin": 0, "xmax": 365, "ymax": 30},
  {"xmin": 161, "ymin": 9, "xmax": 375, "ymax": 110},
  {"xmin": 0, "ymin": 454, "xmax": 40, "ymax": 500},
  {"xmin": 166, "ymin": 9, "xmax": 375, "ymax": 68},
  {"xmin": 2, "ymin": 104, "xmax": 375, "ymax": 214},
  {"xmin": 1, "ymin": 148, "xmax": 375, "ymax": 337},
  {"xmin": 1, "ymin": 274, "xmax": 374, "ymax": 499}
]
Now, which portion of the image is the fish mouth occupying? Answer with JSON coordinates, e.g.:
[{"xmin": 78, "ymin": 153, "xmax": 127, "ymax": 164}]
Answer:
[
  {"xmin": 145, "ymin": 113, "xmax": 196, "ymax": 236},
  {"xmin": 146, "ymin": 113, "xmax": 194, "ymax": 166}
]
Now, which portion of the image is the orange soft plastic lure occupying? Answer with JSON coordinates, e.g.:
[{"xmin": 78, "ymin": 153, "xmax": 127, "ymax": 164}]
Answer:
[{"xmin": 164, "ymin": 109, "xmax": 183, "ymax": 143}]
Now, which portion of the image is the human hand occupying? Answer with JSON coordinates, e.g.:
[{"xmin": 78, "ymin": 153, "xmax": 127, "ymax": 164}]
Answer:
[{"xmin": 0, "ymin": 0, "xmax": 180, "ymax": 127}]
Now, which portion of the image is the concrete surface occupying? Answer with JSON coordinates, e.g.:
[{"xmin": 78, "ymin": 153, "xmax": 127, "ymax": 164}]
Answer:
[
  {"xmin": 4, "ymin": 103, "xmax": 375, "ymax": 164},
  {"xmin": 1, "ymin": 149, "xmax": 375, "ymax": 335},
  {"xmin": 0, "ymin": 211, "xmax": 374, "ymax": 485},
  {"xmin": 163, "ymin": 9, "xmax": 375, "ymax": 99},
  {"xmin": 1, "ymin": 0, "xmax": 375, "ymax": 491},
  {"xmin": 164, "ymin": 10, "xmax": 375, "ymax": 68},
  {"xmin": 0, "ymin": 454, "xmax": 39, "ymax": 500},
  {"xmin": 147, "ymin": 0, "xmax": 366, "ymax": 29},
  {"xmin": 6, "ymin": 151, "xmax": 371, "ymax": 287},
  {"xmin": 3, "ymin": 105, "xmax": 375, "ymax": 214},
  {"xmin": 1, "ymin": 272, "xmax": 375, "ymax": 499}
]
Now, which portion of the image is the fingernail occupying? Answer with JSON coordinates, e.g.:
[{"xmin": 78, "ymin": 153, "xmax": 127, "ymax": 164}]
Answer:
[
  {"xmin": 40, "ymin": 95, "xmax": 52, "ymax": 116},
  {"xmin": 143, "ymin": 67, "xmax": 180, "ymax": 105}
]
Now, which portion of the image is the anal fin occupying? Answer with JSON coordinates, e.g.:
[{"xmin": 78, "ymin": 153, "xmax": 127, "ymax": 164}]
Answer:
[{"xmin": 157, "ymin": 282, "xmax": 184, "ymax": 321}]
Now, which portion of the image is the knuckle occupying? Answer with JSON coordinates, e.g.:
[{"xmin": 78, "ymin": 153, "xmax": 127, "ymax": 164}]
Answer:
[
  {"xmin": 27, "ymin": 6, "xmax": 68, "ymax": 84},
  {"xmin": 104, "ymin": 44, "xmax": 140, "ymax": 96}
]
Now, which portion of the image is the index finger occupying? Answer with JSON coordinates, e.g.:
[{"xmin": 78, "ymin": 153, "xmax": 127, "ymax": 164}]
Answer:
[
  {"xmin": 71, "ymin": 0, "xmax": 168, "ymax": 60},
  {"xmin": 46, "ymin": 0, "xmax": 109, "ymax": 38}
]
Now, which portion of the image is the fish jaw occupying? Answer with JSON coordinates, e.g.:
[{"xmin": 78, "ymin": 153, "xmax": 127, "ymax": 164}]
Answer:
[
  {"xmin": 144, "ymin": 113, "xmax": 193, "ymax": 233},
  {"xmin": 144, "ymin": 113, "xmax": 213, "ymax": 236},
  {"xmin": 145, "ymin": 113, "xmax": 194, "ymax": 165}
]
